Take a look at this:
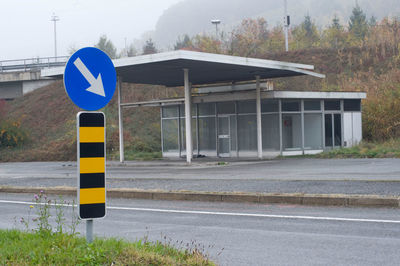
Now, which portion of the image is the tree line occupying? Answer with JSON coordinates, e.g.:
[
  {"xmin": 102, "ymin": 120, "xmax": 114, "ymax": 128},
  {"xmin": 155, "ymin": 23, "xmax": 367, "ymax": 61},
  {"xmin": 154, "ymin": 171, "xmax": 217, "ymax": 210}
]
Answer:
[
  {"xmin": 173, "ymin": 3, "xmax": 399, "ymax": 58},
  {"xmin": 81, "ymin": 3, "xmax": 399, "ymax": 62}
]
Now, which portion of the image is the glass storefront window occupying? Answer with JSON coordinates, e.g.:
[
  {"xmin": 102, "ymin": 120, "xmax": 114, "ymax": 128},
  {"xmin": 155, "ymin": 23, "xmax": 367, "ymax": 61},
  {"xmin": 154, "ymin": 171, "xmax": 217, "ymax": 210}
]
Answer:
[
  {"xmin": 304, "ymin": 114, "xmax": 322, "ymax": 149},
  {"xmin": 198, "ymin": 103, "xmax": 215, "ymax": 116},
  {"xmin": 237, "ymin": 100, "xmax": 256, "ymax": 114},
  {"xmin": 304, "ymin": 100, "xmax": 321, "ymax": 111},
  {"xmin": 344, "ymin": 99, "xmax": 361, "ymax": 111},
  {"xmin": 282, "ymin": 100, "xmax": 300, "ymax": 112},
  {"xmin": 162, "ymin": 106, "xmax": 178, "ymax": 118},
  {"xmin": 198, "ymin": 117, "xmax": 216, "ymax": 153},
  {"xmin": 324, "ymin": 100, "xmax": 341, "ymax": 111},
  {"xmin": 262, "ymin": 114, "xmax": 280, "ymax": 150},
  {"xmin": 282, "ymin": 114, "xmax": 302, "ymax": 150},
  {"xmin": 261, "ymin": 99, "xmax": 279, "ymax": 113},
  {"xmin": 217, "ymin": 102, "xmax": 235, "ymax": 114},
  {"xmin": 179, "ymin": 104, "xmax": 197, "ymax": 117},
  {"xmin": 162, "ymin": 119, "xmax": 179, "ymax": 152},
  {"xmin": 237, "ymin": 115, "xmax": 257, "ymax": 152}
]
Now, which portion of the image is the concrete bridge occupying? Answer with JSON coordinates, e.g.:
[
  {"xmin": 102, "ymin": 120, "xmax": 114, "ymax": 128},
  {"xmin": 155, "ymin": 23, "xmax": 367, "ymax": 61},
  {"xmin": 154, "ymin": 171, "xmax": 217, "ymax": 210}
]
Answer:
[{"xmin": 0, "ymin": 56, "xmax": 67, "ymax": 99}]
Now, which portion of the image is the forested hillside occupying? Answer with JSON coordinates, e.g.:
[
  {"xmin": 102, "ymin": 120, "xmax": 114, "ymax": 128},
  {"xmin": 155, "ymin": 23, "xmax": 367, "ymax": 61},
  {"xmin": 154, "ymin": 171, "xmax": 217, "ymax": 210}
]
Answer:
[
  {"xmin": 154, "ymin": 0, "xmax": 400, "ymax": 48},
  {"xmin": 0, "ymin": 5, "xmax": 399, "ymax": 161}
]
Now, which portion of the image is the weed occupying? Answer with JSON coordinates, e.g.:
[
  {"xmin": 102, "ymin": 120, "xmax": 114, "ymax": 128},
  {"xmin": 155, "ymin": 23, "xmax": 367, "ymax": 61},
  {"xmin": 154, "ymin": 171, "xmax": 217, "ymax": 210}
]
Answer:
[{"xmin": 18, "ymin": 191, "xmax": 80, "ymax": 236}]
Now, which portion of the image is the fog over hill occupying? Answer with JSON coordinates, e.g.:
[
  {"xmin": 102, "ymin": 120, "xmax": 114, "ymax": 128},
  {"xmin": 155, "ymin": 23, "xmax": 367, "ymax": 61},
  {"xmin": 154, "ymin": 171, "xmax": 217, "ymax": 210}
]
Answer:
[{"xmin": 153, "ymin": 0, "xmax": 400, "ymax": 49}]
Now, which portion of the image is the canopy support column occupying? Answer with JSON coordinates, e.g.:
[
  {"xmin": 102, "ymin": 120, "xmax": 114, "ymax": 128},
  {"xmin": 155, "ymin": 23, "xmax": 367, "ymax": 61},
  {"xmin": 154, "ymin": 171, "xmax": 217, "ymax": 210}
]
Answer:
[
  {"xmin": 184, "ymin": 69, "xmax": 192, "ymax": 163},
  {"xmin": 117, "ymin": 77, "xmax": 124, "ymax": 163},
  {"xmin": 256, "ymin": 76, "xmax": 263, "ymax": 159}
]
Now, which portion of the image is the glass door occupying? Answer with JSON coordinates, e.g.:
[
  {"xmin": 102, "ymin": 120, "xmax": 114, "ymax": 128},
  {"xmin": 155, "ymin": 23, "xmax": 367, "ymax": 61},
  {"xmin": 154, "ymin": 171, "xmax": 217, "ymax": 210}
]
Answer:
[
  {"xmin": 325, "ymin": 113, "xmax": 342, "ymax": 148},
  {"xmin": 218, "ymin": 116, "xmax": 230, "ymax": 157}
]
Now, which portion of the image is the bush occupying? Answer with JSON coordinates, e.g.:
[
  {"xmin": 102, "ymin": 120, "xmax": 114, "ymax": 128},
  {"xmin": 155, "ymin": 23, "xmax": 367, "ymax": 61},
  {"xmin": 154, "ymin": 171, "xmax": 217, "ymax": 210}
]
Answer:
[{"xmin": 0, "ymin": 120, "xmax": 28, "ymax": 147}]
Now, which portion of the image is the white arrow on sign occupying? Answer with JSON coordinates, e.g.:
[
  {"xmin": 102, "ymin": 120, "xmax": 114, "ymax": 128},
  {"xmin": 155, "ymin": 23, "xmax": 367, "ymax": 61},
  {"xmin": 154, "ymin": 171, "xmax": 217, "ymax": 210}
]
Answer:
[{"xmin": 73, "ymin": 57, "xmax": 106, "ymax": 97}]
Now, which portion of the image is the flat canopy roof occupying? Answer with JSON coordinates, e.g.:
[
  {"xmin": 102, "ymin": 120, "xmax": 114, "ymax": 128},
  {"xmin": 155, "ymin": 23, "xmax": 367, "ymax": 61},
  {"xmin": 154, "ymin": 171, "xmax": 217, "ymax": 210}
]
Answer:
[{"xmin": 42, "ymin": 50, "xmax": 325, "ymax": 87}]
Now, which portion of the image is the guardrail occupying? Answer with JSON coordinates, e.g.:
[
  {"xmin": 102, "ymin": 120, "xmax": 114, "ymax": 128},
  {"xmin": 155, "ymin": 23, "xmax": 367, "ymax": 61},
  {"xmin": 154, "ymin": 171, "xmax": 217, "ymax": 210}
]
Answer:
[{"xmin": 0, "ymin": 56, "xmax": 69, "ymax": 73}]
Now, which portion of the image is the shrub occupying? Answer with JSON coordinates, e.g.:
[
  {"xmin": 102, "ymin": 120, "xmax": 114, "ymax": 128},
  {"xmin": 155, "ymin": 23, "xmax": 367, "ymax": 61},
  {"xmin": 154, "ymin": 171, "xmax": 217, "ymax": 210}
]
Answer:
[{"xmin": 0, "ymin": 120, "xmax": 28, "ymax": 147}]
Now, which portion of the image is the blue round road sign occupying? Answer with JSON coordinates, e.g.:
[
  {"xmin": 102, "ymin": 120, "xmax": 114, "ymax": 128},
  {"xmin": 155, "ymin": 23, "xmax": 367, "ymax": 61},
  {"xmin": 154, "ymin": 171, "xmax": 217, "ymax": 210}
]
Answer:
[{"xmin": 64, "ymin": 47, "xmax": 117, "ymax": 111}]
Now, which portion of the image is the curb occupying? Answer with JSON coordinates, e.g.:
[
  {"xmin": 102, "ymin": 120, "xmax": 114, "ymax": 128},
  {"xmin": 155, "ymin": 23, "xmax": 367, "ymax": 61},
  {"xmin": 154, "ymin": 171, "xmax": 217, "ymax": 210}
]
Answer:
[{"xmin": 0, "ymin": 186, "xmax": 399, "ymax": 208}]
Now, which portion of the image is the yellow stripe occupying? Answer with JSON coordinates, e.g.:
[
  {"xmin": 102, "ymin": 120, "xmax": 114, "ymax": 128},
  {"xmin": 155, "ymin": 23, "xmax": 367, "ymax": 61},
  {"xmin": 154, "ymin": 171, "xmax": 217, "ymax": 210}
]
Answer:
[
  {"xmin": 80, "ymin": 187, "xmax": 105, "ymax": 204},
  {"xmin": 80, "ymin": 157, "xmax": 105, "ymax": 173},
  {"xmin": 80, "ymin": 127, "xmax": 104, "ymax": 143}
]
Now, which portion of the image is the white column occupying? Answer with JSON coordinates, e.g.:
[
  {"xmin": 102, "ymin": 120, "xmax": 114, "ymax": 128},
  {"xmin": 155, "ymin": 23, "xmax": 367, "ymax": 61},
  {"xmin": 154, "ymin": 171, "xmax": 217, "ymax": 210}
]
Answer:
[
  {"xmin": 256, "ymin": 76, "xmax": 263, "ymax": 159},
  {"xmin": 117, "ymin": 77, "xmax": 124, "ymax": 163},
  {"xmin": 184, "ymin": 69, "xmax": 192, "ymax": 163}
]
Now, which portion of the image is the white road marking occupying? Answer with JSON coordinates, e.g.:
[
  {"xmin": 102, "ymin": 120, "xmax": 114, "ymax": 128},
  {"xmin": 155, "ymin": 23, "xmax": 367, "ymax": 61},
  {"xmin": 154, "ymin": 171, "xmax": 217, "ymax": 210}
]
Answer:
[{"xmin": 0, "ymin": 199, "xmax": 399, "ymax": 224}]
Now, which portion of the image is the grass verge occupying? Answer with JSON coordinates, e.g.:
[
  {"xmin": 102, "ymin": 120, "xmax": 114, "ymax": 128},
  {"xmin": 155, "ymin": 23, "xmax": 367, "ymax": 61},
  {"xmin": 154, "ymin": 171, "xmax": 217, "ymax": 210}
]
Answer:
[
  {"xmin": 0, "ymin": 229, "xmax": 214, "ymax": 265},
  {"xmin": 109, "ymin": 150, "xmax": 162, "ymax": 161},
  {"xmin": 316, "ymin": 139, "xmax": 400, "ymax": 158}
]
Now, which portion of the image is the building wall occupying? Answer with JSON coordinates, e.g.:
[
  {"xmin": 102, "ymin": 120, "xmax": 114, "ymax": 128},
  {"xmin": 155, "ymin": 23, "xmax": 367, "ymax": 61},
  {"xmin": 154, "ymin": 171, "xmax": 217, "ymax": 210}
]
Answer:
[{"xmin": 343, "ymin": 112, "xmax": 362, "ymax": 147}]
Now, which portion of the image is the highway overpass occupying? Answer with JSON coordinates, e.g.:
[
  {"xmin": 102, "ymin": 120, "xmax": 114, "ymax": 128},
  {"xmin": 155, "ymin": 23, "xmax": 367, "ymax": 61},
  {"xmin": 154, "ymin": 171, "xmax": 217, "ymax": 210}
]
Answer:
[{"xmin": 0, "ymin": 56, "xmax": 67, "ymax": 99}]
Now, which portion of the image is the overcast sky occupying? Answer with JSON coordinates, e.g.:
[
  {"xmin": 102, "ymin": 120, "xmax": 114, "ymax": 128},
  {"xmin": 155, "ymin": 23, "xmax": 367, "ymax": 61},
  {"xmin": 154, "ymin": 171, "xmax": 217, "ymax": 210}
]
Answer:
[{"xmin": 0, "ymin": 0, "xmax": 182, "ymax": 60}]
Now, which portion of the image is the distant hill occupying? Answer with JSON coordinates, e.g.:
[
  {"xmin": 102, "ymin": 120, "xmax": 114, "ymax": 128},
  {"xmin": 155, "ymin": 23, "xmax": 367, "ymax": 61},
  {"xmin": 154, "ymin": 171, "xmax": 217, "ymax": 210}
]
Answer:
[{"xmin": 153, "ymin": 0, "xmax": 400, "ymax": 48}]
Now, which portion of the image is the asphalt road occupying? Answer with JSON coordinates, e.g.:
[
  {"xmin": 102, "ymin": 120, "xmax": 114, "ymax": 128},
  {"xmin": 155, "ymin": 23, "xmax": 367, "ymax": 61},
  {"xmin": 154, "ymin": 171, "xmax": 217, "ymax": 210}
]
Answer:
[
  {"xmin": 1, "ymin": 193, "xmax": 399, "ymax": 265},
  {"xmin": 0, "ymin": 159, "xmax": 400, "ymax": 195}
]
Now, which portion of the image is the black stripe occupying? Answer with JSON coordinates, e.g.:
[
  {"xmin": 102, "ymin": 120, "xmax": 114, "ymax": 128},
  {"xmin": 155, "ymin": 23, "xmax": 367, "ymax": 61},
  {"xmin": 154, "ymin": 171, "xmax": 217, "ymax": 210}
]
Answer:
[
  {"xmin": 79, "ymin": 203, "xmax": 105, "ymax": 219},
  {"xmin": 80, "ymin": 143, "xmax": 104, "ymax": 158},
  {"xmin": 80, "ymin": 173, "xmax": 105, "ymax": 188},
  {"xmin": 79, "ymin": 113, "xmax": 104, "ymax": 127}
]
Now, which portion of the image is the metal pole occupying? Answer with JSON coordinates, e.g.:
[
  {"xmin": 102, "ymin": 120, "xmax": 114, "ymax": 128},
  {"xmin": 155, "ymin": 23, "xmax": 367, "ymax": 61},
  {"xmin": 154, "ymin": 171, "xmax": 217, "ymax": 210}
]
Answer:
[
  {"xmin": 184, "ymin": 69, "xmax": 192, "ymax": 163},
  {"xmin": 51, "ymin": 14, "xmax": 59, "ymax": 60},
  {"xmin": 279, "ymin": 100, "xmax": 283, "ymax": 155},
  {"xmin": 211, "ymin": 20, "xmax": 221, "ymax": 39},
  {"xmin": 301, "ymin": 100, "xmax": 305, "ymax": 154},
  {"xmin": 284, "ymin": 0, "xmax": 289, "ymax": 52},
  {"xmin": 117, "ymin": 77, "xmax": 124, "ymax": 162},
  {"xmin": 256, "ymin": 76, "xmax": 263, "ymax": 159},
  {"xmin": 86, "ymin": 219, "xmax": 93, "ymax": 243}
]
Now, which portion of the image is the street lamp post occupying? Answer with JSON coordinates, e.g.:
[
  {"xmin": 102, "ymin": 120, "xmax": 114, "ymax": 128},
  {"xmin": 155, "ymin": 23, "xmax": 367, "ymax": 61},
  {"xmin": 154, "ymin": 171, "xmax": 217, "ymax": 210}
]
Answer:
[
  {"xmin": 283, "ymin": 0, "xmax": 290, "ymax": 52},
  {"xmin": 51, "ymin": 13, "xmax": 60, "ymax": 59},
  {"xmin": 211, "ymin": 19, "xmax": 221, "ymax": 38}
]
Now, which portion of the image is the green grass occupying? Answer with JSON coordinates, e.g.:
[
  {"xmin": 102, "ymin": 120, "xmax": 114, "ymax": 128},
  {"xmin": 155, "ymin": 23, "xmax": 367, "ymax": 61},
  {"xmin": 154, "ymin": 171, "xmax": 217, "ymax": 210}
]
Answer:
[
  {"xmin": 108, "ymin": 150, "xmax": 162, "ymax": 161},
  {"xmin": 317, "ymin": 139, "xmax": 400, "ymax": 158},
  {"xmin": 0, "ymin": 229, "xmax": 214, "ymax": 265}
]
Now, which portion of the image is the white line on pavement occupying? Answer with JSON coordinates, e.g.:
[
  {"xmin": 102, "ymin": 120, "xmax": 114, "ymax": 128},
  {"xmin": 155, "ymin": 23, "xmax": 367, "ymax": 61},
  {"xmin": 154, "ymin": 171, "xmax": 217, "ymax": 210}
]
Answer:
[{"xmin": 1, "ymin": 199, "xmax": 399, "ymax": 224}]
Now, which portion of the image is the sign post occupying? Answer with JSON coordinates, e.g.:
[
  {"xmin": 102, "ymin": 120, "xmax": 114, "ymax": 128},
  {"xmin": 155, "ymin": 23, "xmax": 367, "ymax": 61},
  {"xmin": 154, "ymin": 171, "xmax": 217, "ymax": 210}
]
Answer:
[{"xmin": 64, "ymin": 47, "xmax": 116, "ymax": 243}]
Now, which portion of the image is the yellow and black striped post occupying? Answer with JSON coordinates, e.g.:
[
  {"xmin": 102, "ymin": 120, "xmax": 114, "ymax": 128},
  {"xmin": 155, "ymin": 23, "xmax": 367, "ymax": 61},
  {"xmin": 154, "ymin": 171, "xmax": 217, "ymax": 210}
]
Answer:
[{"xmin": 77, "ymin": 112, "xmax": 106, "ymax": 220}]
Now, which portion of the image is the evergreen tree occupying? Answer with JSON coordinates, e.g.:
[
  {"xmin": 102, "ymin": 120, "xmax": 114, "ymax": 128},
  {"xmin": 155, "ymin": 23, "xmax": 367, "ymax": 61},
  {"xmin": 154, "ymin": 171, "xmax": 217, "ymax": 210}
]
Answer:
[
  {"xmin": 304, "ymin": 15, "xmax": 313, "ymax": 38},
  {"xmin": 369, "ymin": 16, "xmax": 377, "ymax": 27},
  {"xmin": 323, "ymin": 15, "xmax": 345, "ymax": 49},
  {"xmin": 331, "ymin": 14, "xmax": 342, "ymax": 30},
  {"xmin": 174, "ymin": 35, "xmax": 192, "ymax": 50},
  {"xmin": 349, "ymin": 3, "xmax": 368, "ymax": 41},
  {"xmin": 142, "ymin": 39, "xmax": 158, "ymax": 55},
  {"xmin": 95, "ymin": 35, "xmax": 117, "ymax": 59},
  {"xmin": 119, "ymin": 43, "xmax": 137, "ymax": 58},
  {"xmin": 292, "ymin": 14, "xmax": 320, "ymax": 49}
]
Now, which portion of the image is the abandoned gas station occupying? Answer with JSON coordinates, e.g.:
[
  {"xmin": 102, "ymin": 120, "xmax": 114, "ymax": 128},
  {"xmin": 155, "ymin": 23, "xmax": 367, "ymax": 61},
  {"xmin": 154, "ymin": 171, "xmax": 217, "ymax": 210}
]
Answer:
[{"xmin": 43, "ymin": 50, "xmax": 366, "ymax": 163}]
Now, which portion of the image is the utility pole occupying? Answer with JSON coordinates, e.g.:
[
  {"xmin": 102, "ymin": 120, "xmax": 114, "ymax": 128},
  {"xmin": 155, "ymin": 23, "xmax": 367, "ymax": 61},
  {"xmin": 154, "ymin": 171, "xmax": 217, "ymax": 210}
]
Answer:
[
  {"xmin": 124, "ymin": 37, "xmax": 128, "ymax": 57},
  {"xmin": 283, "ymin": 0, "xmax": 290, "ymax": 52},
  {"xmin": 211, "ymin": 19, "xmax": 221, "ymax": 39},
  {"xmin": 51, "ymin": 13, "xmax": 60, "ymax": 59}
]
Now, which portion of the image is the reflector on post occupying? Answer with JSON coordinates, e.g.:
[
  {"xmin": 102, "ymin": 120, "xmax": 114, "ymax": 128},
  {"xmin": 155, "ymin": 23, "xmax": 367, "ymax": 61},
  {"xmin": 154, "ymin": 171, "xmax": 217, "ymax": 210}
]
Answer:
[{"xmin": 77, "ymin": 112, "xmax": 106, "ymax": 219}]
